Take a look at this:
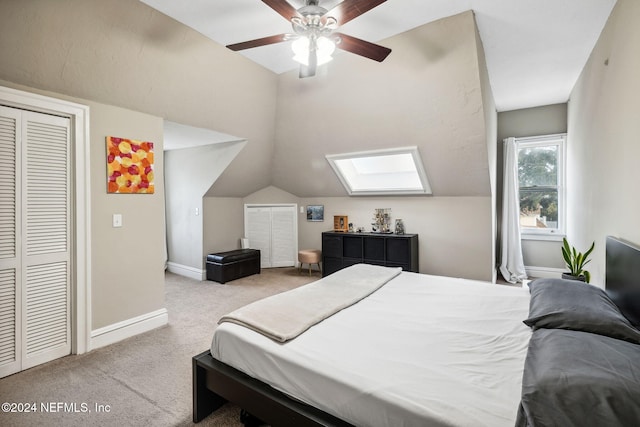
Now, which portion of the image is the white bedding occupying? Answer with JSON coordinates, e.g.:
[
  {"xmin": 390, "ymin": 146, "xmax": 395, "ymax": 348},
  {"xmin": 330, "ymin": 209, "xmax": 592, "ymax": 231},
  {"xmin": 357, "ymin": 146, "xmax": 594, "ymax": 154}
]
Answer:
[{"xmin": 211, "ymin": 269, "xmax": 532, "ymax": 427}]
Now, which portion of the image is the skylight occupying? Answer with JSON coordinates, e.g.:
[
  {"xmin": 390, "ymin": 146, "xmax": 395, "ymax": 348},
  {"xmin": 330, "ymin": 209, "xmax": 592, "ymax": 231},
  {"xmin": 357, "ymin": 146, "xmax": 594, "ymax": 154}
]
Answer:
[{"xmin": 326, "ymin": 147, "xmax": 432, "ymax": 196}]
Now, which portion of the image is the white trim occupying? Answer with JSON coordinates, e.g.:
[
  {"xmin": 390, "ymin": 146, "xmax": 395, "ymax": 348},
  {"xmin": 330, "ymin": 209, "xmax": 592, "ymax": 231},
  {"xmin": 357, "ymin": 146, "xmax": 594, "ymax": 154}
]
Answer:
[
  {"xmin": 0, "ymin": 85, "xmax": 91, "ymax": 355},
  {"xmin": 167, "ymin": 261, "xmax": 206, "ymax": 281},
  {"xmin": 515, "ymin": 133, "xmax": 567, "ymax": 237},
  {"xmin": 521, "ymin": 233, "xmax": 565, "ymax": 242},
  {"xmin": 525, "ymin": 266, "xmax": 564, "ymax": 279},
  {"xmin": 90, "ymin": 309, "xmax": 168, "ymax": 350}
]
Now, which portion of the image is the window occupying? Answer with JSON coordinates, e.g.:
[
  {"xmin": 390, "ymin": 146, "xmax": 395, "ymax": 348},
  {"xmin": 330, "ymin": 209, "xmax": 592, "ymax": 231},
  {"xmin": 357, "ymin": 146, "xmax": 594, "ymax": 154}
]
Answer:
[
  {"xmin": 516, "ymin": 134, "xmax": 566, "ymax": 238},
  {"xmin": 326, "ymin": 147, "xmax": 431, "ymax": 196}
]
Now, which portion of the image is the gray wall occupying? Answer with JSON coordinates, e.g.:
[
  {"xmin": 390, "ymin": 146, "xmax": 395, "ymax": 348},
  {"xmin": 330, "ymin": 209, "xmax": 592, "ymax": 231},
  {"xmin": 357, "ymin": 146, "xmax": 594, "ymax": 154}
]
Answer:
[
  {"xmin": 271, "ymin": 11, "xmax": 492, "ymax": 199},
  {"xmin": 206, "ymin": 187, "xmax": 493, "ymax": 282},
  {"xmin": 0, "ymin": 0, "xmax": 278, "ymax": 198},
  {"xmin": 296, "ymin": 196, "xmax": 493, "ymax": 280},
  {"xmin": 476, "ymin": 21, "xmax": 498, "ymax": 282},
  {"xmin": 0, "ymin": 80, "xmax": 167, "ymax": 330},
  {"xmin": 566, "ymin": 0, "xmax": 640, "ymax": 286},
  {"xmin": 497, "ymin": 104, "xmax": 568, "ymax": 272},
  {"xmin": 0, "ymin": 0, "xmax": 276, "ymax": 329},
  {"xmin": 0, "ymin": 2, "xmax": 498, "ymax": 289},
  {"xmin": 200, "ymin": 11, "xmax": 498, "ymax": 281},
  {"xmin": 165, "ymin": 141, "xmax": 245, "ymax": 269}
]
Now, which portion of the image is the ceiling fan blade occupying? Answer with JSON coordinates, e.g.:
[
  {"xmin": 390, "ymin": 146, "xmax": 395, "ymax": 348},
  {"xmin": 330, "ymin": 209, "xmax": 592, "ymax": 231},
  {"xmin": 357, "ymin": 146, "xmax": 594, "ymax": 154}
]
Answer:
[
  {"xmin": 299, "ymin": 51, "xmax": 317, "ymax": 78},
  {"xmin": 262, "ymin": 0, "xmax": 302, "ymax": 21},
  {"xmin": 334, "ymin": 33, "xmax": 391, "ymax": 62},
  {"xmin": 326, "ymin": 0, "xmax": 387, "ymax": 26},
  {"xmin": 226, "ymin": 34, "xmax": 289, "ymax": 51}
]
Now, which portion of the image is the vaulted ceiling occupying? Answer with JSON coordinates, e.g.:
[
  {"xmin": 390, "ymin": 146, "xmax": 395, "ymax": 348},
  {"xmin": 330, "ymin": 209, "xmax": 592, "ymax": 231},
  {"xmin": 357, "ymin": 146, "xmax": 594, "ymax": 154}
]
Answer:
[
  {"xmin": 141, "ymin": 0, "xmax": 616, "ymax": 112},
  {"xmin": 0, "ymin": 0, "xmax": 617, "ymax": 199}
]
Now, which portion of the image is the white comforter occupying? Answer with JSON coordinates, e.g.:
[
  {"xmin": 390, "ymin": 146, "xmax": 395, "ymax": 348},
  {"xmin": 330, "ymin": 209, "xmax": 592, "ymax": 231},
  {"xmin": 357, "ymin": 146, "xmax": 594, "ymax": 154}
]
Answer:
[{"xmin": 212, "ymin": 269, "xmax": 531, "ymax": 427}]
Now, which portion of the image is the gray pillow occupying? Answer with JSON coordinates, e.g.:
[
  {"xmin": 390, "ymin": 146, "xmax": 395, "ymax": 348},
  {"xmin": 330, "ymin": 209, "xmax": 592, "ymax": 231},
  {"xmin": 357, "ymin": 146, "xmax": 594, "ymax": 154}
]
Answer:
[{"xmin": 524, "ymin": 278, "xmax": 640, "ymax": 345}]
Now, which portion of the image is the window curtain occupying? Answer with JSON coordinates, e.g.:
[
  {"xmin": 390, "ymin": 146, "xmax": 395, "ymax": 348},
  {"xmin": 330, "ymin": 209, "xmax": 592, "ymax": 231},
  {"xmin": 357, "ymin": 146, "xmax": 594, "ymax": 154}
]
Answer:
[{"xmin": 499, "ymin": 137, "xmax": 527, "ymax": 283}]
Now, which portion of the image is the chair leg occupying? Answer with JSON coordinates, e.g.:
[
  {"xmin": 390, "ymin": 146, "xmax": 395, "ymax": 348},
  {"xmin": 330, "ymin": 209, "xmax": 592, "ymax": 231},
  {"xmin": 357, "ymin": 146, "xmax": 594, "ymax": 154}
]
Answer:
[{"xmin": 308, "ymin": 264, "xmax": 311, "ymax": 276}]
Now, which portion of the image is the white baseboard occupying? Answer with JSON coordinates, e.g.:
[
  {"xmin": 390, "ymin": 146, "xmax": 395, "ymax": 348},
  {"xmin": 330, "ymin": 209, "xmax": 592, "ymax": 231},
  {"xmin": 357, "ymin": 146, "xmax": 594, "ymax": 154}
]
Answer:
[
  {"xmin": 525, "ymin": 266, "xmax": 564, "ymax": 279},
  {"xmin": 167, "ymin": 261, "xmax": 206, "ymax": 281},
  {"xmin": 91, "ymin": 308, "xmax": 168, "ymax": 350}
]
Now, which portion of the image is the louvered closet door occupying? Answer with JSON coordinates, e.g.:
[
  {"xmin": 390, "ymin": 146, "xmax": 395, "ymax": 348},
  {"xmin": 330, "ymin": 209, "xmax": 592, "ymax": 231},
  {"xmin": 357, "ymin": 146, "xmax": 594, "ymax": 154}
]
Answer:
[
  {"xmin": 0, "ymin": 107, "xmax": 71, "ymax": 377},
  {"xmin": 246, "ymin": 207, "xmax": 272, "ymax": 268},
  {"xmin": 0, "ymin": 106, "xmax": 22, "ymax": 378},
  {"xmin": 270, "ymin": 206, "xmax": 295, "ymax": 267},
  {"xmin": 22, "ymin": 111, "xmax": 71, "ymax": 370},
  {"xmin": 245, "ymin": 206, "xmax": 296, "ymax": 269}
]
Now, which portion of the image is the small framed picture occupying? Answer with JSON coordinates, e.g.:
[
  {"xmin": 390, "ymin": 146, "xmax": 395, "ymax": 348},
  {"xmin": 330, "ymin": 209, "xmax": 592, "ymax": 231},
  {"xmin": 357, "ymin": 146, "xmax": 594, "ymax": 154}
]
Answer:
[{"xmin": 306, "ymin": 205, "xmax": 324, "ymax": 221}]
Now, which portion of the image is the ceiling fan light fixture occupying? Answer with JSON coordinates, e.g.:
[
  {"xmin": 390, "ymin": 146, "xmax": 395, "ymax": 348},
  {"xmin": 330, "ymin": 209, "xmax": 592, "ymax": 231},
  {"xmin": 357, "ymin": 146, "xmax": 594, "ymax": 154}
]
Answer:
[{"xmin": 292, "ymin": 36, "xmax": 335, "ymax": 66}]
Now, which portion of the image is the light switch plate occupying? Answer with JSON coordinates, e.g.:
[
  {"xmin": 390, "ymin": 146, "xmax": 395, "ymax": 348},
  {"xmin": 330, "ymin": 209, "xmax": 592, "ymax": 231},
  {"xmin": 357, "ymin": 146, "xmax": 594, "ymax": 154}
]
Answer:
[{"xmin": 113, "ymin": 213, "xmax": 122, "ymax": 228}]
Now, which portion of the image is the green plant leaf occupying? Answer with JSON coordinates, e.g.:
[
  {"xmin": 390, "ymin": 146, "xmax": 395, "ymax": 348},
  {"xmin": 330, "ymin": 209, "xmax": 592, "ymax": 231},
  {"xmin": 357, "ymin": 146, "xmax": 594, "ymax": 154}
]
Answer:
[
  {"xmin": 584, "ymin": 270, "xmax": 591, "ymax": 283},
  {"xmin": 584, "ymin": 241, "xmax": 595, "ymax": 259},
  {"xmin": 562, "ymin": 249, "xmax": 572, "ymax": 267},
  {"xmin": 575, "ymin": 253, "xmax": 584, "ymax": 273}
]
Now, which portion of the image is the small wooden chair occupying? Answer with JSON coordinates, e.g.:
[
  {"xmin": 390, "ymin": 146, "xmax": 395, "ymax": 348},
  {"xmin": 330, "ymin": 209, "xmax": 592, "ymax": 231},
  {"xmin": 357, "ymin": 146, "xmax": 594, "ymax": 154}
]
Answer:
[{"xmin": 298, "ymin": 249, "xmax": 322, "ymax": 276}]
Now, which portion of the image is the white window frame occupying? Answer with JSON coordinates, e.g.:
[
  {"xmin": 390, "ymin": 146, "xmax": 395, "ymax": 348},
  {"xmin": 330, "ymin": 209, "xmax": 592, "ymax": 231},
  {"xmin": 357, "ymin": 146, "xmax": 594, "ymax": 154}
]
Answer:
[
  {"xmin": 325, "ymin": 146, "xmax": 432, "ymax": 196},
  {"xmin": 515, "ymin": 133, "xmax": 566, "ymax": 241}
]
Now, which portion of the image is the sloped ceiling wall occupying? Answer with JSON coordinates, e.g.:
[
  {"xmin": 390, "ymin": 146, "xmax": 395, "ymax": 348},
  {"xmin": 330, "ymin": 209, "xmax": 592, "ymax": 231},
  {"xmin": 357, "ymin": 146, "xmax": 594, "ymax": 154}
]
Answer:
[
  {"xmin": 0, "ymin": 0, "xmax": 278, "ymax": 197},
  {"xmin": 0, "ymin": 1, "xmax": 490, "ymax": 199},
  {"xmin": 270, "ymin": 11, "xmax": 491, "ymax": 198}
]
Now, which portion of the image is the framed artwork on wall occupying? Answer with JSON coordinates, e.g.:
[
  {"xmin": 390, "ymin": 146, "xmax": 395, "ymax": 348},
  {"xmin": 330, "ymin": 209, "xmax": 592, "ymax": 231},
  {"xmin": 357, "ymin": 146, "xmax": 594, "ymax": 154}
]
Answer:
[
  {"xmin": 306, "ymin": 205, "xmax": 324, "ymax": 222},
  {"xmin": 106, "ymin": 136, "xmax": 154, "ymax": 194}
]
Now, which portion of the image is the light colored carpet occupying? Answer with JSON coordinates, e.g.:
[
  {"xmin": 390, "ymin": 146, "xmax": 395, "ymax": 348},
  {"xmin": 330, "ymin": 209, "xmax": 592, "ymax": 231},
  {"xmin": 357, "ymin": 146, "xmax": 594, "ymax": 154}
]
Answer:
[{"xmin": 0, "ymin": 268, "xmax": 317, "ymax": 427}]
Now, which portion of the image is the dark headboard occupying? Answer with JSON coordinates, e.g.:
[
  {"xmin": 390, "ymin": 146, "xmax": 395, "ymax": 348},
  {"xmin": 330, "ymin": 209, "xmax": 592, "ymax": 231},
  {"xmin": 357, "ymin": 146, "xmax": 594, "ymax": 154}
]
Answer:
[{"xmin": 606, "ymin": 236, "xmax": 640, "ymax": 326}]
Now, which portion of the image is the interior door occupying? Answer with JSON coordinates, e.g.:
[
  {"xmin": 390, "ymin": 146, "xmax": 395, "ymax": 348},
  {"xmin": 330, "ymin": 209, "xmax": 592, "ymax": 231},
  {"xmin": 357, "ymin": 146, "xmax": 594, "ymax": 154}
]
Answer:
[
  {"xmin": 245, "ymin": 205, "xmax": 297, "ymax": 269},
  {"xmin": 245, "ymin": 207, "xmax": 272, "ymax": 268},
  {"xmin": 0, "ymin": 106, "xmax": 71, "ymax": 378},
  {"xmin": 0, "ymin": 106, "xmax": 22, "ymax": 378},
  {"xmin": 270, "ymin": 206, "xmax": 296, "ymax": 267}
]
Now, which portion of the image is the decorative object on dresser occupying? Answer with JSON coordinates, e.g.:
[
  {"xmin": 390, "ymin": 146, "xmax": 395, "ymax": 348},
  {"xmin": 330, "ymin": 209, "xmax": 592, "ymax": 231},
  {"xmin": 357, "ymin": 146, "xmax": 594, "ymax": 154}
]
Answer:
[
  {"xmin": 205, "ymin": 249, "xmax": 260, "ymax": 284},
  {"xmin": 321, "ymin": 231, "xmax": 418, "ymax": 276},
  {"xmin": 372, "ymin": 208, "xmax": 391, "ymax": 233},
  {"xmin": 394, "ymin": 219, "xmax": 405, "ymax": 234},
  {"xmin": 333, "ymin": 215, "xmax": 348, "ymax": 232}
]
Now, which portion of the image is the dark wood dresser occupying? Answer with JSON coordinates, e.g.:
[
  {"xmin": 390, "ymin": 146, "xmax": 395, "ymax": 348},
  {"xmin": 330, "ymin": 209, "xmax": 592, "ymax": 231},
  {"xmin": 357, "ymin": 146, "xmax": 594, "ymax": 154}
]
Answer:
[{"xmin": 321, "ymin": 231, "xmax": 419, "ymax": 277}]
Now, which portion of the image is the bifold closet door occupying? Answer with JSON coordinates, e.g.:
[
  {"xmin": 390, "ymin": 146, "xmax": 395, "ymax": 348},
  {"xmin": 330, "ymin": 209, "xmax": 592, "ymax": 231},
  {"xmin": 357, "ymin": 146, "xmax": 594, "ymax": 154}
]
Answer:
[
  {"xmin": 0, "ymin": 106, "xmax": 71, "ymax": 378},
  {"xmin": 270, "ymin": 206, "xmax": 296, "ymax": 267},
  {"xmin": 245, "ymin": 207, "xmax": 272, "ymax": 268},
  {"xmin": 245, "ymin": 206, "xmax": 296, "ymax": 269}
]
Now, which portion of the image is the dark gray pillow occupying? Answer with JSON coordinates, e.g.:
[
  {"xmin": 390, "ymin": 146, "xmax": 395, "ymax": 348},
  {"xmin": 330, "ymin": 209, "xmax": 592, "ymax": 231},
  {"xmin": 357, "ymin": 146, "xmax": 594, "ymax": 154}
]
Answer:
[{"xmin": 524, "ymin": 278, "xmax": 640, "ymax": 345}]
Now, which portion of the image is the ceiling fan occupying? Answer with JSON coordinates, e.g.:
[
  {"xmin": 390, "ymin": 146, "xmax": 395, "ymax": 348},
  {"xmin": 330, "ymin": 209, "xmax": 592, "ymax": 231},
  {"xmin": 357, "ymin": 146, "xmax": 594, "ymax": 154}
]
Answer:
[{"xmin": 226, "ymin": 0, "xmax": 392, "ymax": 78}]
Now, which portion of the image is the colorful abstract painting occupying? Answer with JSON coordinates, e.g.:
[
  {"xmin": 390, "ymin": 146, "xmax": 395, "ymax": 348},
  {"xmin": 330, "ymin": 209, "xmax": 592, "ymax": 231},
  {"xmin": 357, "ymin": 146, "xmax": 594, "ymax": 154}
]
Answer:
[{"xmin": 106, "ymin": 136, "xmax": 154, "ymax": 194}]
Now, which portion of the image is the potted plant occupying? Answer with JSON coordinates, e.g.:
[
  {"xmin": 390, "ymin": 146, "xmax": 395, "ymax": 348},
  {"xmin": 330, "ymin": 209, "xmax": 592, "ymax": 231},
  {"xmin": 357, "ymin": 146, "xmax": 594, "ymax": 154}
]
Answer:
[{"xmin": 561, "ymin": 237, "xmax": 595, "ymax": 283}]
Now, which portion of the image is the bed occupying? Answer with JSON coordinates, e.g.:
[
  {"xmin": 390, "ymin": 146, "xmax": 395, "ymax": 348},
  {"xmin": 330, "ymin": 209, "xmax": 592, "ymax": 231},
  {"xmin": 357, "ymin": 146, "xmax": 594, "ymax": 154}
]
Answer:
[{"xmin": 193, "ymin": 236, "xmax": 640, "ymax": 426}]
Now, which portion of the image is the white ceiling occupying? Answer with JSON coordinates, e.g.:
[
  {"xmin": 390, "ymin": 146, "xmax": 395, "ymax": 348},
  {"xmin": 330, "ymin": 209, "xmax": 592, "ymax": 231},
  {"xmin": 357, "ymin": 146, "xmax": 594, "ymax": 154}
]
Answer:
[{"xmin": 140, "ymin": 0, "xmax": 616, "ymax": 112}]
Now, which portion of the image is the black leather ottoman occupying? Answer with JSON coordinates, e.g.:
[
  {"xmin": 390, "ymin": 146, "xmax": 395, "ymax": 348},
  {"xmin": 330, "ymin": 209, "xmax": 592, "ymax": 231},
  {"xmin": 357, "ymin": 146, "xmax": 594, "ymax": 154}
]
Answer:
[{"xmin": 206, "ymin": 249, "xmax": 260, "ymax": 284}]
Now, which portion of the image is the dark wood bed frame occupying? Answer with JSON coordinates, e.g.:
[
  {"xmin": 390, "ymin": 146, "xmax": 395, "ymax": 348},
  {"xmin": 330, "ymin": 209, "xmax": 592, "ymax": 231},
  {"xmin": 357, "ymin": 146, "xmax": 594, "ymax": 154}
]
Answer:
[
  {"xmin": 193, "ymin": 235, "xmax": 640, "ymax": 426},
  {"xmin": 192, "ymin": 349, "xmax": 353, "ymax": 426}
]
